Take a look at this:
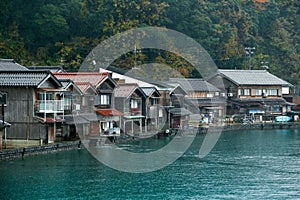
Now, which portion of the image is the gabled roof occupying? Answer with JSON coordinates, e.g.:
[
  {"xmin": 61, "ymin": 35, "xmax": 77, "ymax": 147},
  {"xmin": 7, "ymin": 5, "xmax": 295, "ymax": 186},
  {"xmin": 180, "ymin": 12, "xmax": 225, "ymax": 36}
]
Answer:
[
  {"xmin": 168, "ymin": 78, "xmax": 220, "ymax": 92},
  {"xmin": 164, "ymin": 83, "xmax": 187, "ymax": 96},
  {"xmin": 0, "ymin": 71, "xmax": 62, "ymax": 88},
  {"xmin": 140, "ymin": 87, "xmax": 161, "ymax": 97},
  {"xmin": 53, "ymin": 72, "xmax": 116, "ymax": 89},
  {"xmin": 75, "ymin": 82, "xmax": 97, "ymax": 94},
  {"xmin": 218, "ymin": 70, "xmax": 292, "ymax": 86},
  {"xmin": 58, "ymin": 79, "xmax": 83, "ymax": 95},
  {"xmin": 114, "ymin": 83, "xmax": 146, "ymax": 98},
  {"xmin": 27, "ymin": 66, "xmax": 65, "ymax": 73},
  {"xmin": 0, "ymin": 59, "xmax": 29, "ymax": 71}
]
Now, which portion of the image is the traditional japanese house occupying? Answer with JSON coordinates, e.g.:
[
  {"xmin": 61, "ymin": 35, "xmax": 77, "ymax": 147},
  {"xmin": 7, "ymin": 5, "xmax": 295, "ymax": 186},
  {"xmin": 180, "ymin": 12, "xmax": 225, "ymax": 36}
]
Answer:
[
  {"xmin": 0, "ymin": 59, "xmax": 29, "ymax": 71},
  {"xmin": 167, "ymin": 78, "xmax": 226, "ymax": 125},
  {"xmin": 141, "ymin": 87, "xmax": 162, "ymax": 131},
  {"xmin": 114, "ymin": 83, "xmax": 146, "ymax": 135},
  {"xmin": 209, "ymin": 69, "xmax": 294, "ymax": 121},
  {"xmin": 0, "ymin": 70, "xmax": 65, "ymax": 145},
  {"xmin": 99, "ymin": 67, "xmax": 194, "ymax": 129},
  {"xmin": 53, "ymin": 72, "xmax": 123, "ymax": 138}
]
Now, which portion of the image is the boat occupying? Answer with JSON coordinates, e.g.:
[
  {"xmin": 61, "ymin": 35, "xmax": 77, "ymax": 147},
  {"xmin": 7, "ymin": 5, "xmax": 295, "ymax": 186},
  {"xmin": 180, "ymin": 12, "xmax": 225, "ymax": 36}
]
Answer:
[{"xmin": 275, "ymin": 116, "xmax": 292, "ymax": 122}]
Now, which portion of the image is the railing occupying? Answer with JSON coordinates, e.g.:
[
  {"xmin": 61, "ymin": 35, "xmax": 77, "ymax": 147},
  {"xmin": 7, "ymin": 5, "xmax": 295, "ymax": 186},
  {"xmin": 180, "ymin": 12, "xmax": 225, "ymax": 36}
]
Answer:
[{"xmin": 36, "ymin": 100, "xmax": 64, "ymax": 112}]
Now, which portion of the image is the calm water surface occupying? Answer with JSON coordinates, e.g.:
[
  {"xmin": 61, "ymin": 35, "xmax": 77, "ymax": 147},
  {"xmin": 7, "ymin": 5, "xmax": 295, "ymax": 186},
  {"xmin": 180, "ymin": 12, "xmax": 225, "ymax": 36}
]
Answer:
[{"xmin": 1, "ymin": 129, "xmax": 300, "ymax": 199}]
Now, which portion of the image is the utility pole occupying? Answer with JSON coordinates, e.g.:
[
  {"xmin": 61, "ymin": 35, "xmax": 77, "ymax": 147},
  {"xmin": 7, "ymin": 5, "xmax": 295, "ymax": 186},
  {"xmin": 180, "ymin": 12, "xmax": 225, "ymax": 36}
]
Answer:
[
  {"xmin": 132, "ymin": 45, "xmax": 141, "ymax": 70},
  {"xmin": 245, "ymin": 47, "xmax": 255, "ymax": 70},
  {"xmin": 0, "ymin": 92, "xmax": 5, "ymax": 127}
]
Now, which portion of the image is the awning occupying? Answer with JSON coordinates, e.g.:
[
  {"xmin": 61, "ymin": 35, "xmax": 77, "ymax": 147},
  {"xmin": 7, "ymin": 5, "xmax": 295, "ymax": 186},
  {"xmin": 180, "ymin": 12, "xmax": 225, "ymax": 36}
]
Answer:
[
  {"xmin": 169, "ymin": 108, "xmax": 193, "ymax": 116},
  {"xmin": 95, "ymin": 109, "xmax": 123, "ymax": 116}
]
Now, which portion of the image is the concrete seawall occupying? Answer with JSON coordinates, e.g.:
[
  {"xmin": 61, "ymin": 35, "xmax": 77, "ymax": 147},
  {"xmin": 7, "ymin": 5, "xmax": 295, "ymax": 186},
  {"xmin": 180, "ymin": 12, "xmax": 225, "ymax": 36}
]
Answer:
[
  {"xmin": 0, "ymin": 141, "xmax": 82, "ymax": 161},
  {"xmin": 222, "ymin": 122, "xmax": 300, "ymax": 132}
]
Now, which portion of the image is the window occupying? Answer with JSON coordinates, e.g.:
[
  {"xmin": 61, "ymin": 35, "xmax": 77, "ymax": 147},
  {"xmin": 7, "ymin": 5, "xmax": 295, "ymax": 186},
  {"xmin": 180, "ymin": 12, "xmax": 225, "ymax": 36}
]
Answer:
[
  {"xmin": 282, "ymin": 87, "xmax": 289, "ymax": 95},
  {"xmin": 255, "ymin": 89, "xmax": 262, "ymax": 96},
  {"xmin": 38, "ymin": 93, "xmax": 53, "ymax": 100},
  {"xmin": 0, "ymin": 92, "xmax": 7, "ymax": 105},
  {"xmin": 95, "ymin": 94, "xmax": 111, "ymax": 105},
  {"xmin": 266, "ymin": 89, "xmax": 278, "ymax": 96},
  {"xmin": 64, "ymin": 96, "xmax": 72, "ymax": 110},
  {"xmin": 131, "ymin": 99, "xmax": 139, "ymax": 108},
  {"xmin": 100, "ymin": 94, "xmax": 110, "ymax": 105},
  {"xmin": 239, "ymin": 88, "xmax": 250, "ymax": 96},
  {"xmin": 207, "ymin": 93, "xmax": 213, "ymax": 98},
  {"xmin": 82, "ymin": 96, "xmax": 89, "ymax": 106},
  {"xmin": 151, "ymin": 98, "xmax": 159, "ymax": 105}
]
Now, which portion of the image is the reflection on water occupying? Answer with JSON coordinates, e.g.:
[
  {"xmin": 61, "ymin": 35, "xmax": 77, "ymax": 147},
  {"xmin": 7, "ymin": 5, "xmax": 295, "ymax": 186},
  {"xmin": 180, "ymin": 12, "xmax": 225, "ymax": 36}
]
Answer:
[{"xmin": 1, "ymin": 129, "xmax": 300, "ymax": 199}]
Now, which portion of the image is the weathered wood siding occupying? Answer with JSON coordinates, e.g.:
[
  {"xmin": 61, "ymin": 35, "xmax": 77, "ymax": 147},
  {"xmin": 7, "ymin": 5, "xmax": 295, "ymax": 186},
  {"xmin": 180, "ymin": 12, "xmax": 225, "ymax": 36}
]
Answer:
[{"xmin": 0, "ymin": 86, "xmax": 44, "ymax": 139}]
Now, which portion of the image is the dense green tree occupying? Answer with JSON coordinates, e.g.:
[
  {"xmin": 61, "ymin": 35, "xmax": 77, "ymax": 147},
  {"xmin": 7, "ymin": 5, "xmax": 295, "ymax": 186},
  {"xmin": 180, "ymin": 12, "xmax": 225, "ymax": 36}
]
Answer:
[{"xmin": 0, "ymin": 0, "xmax": 298, "ymax": 85}]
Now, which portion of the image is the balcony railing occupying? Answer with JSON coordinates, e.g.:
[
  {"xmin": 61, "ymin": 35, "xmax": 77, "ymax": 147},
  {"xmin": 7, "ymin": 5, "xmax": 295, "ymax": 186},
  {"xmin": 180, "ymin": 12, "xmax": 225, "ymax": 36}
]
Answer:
[{"xmin": 36, "ymin": 100, "xmax": 64, "ymax": 112}]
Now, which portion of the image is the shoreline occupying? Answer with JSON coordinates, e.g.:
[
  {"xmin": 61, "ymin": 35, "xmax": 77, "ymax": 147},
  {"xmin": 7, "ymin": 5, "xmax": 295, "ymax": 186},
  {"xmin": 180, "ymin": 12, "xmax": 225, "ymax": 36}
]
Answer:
[
  {"xmin": 1, "ymin": 122, "xmax": 300, "ymax": 162},
  {"xmin": 0, "ymin": 141, "xmax": 82, "ymax": 161}
]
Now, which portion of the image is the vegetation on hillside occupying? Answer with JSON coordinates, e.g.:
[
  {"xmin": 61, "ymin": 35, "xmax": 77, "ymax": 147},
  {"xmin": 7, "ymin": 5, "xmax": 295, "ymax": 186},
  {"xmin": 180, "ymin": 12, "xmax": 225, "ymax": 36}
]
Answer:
[{"xmin": 0, "ymin": 0, "xmax": 299, "ymax": 85}]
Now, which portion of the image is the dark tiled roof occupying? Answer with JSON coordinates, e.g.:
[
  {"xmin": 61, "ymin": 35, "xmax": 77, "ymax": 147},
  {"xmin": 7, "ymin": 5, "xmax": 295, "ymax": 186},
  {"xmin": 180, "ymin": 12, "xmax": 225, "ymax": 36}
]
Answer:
[
  {"xmin": 168, "ymin": 78, "xmax": 220, "ymax": 92},
  {"xmin": 27, "ymin": 66, "xmax": 65, "ymax": 73},
  {"xmin": 58, "ymin": 79, "xmax": 84, "ymax": 94},
  {"xmin": 0, "ymin": 59, "xmax": 29, "ymax": 71},
  {"xmin": 141, "ymin": 87, "xmax": 161, "ymax": 97},
  {"xmin": 218, "ymin": 70, "xmax": 292, "ymax": 86},
  {"xmin": 0, "ymin": 71, "xmax": 61, "ymax": 87}
]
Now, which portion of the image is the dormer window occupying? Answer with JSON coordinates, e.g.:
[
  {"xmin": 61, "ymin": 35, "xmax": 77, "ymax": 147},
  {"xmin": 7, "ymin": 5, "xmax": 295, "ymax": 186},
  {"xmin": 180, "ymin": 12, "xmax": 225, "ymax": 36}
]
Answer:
[
  {"xmin": 131, "ymin": 99, "xmax": 139, "ymax": 108},
  {"xmin": 100, "ymin": 94, "xmax": 111, "ymax": 105}
]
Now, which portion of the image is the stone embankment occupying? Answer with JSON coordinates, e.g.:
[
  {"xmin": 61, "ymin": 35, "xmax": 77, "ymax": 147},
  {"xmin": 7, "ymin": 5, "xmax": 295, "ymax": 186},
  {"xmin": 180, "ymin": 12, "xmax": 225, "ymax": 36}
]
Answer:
[{"xmin": 0, "ymin": 141, "xmax": 82, "ymax": 161}]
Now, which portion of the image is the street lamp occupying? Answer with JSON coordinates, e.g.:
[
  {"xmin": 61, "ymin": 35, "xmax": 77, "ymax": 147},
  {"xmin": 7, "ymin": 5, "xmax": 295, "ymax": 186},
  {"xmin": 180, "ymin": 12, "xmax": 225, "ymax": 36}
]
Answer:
[{"xmin": 245, "ymin": 47, "xmax": 255, "ymax": 70}]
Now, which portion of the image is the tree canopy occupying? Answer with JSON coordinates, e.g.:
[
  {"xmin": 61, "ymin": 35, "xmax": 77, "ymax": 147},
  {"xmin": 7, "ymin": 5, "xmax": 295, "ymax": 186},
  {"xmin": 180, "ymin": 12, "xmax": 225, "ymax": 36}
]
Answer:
[{"xmin": 0, "ymin": 0, "xmax": 299, "ymax": 85}]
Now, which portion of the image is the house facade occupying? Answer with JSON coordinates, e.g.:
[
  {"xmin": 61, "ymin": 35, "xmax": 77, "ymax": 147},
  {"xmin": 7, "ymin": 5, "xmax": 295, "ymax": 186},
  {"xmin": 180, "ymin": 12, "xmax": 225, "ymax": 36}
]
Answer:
[
  {"xmin": 53, "ymin": 72, "xmax": 123, "ymax": 139},
  {"xmin": 210, "ymin": 70, "xmax": 293, "ymax": 121},
  {"xmin": 167, "ymin": 78, "xmax": 226, "ymax": 125},
  {"xmin": 114, "ymin": 83, "xmax": 146, "ymax": 135},
  {"xmin": 0, "ymin": 70, "xmax": 64, "ymax": 145},
  {"xmin": 141, "ymin": 87, "xmax": 162, "ymax": 131}
]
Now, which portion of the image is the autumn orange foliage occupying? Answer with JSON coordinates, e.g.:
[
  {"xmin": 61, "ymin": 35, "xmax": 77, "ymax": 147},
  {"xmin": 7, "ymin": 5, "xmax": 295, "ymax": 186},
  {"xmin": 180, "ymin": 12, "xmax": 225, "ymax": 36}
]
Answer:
[
  {"xmin": 253, "ymin": 0, "xmax": 269, "ymax": 2},
  {"xmin": 253, "ymin": 0, "xmax": 269, "ymax": 11}
]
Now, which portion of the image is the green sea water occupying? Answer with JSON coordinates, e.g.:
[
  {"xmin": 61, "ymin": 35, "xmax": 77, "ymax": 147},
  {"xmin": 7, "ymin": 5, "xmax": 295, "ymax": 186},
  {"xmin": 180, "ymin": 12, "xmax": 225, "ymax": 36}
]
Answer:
[{"xmin": 1, "ymin": 129, "xmax": 300, "ymax": 199}]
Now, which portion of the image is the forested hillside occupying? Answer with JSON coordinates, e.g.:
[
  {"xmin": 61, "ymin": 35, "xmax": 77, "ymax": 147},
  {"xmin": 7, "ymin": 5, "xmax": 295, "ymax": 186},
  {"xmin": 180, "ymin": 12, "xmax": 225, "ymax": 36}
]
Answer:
[{"xmin": 0, "ymin": 0, "xmax": 299, "ymax": 85}]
